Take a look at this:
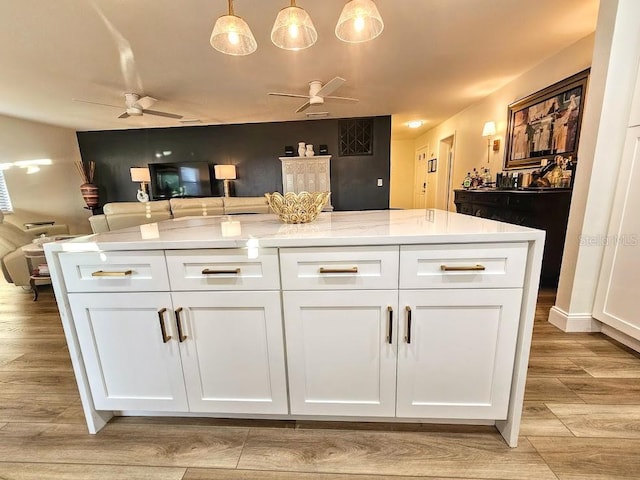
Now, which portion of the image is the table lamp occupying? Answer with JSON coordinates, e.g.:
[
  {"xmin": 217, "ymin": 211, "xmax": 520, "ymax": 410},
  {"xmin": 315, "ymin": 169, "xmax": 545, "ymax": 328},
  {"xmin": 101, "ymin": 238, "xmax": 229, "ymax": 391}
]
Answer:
[
  {"xmin": 130, "ymin": 167, "xmax": 151, "ymax": 202},
  {"xmin": 214, "ymin": 164, "xmax": 237, "ymax": 197}
]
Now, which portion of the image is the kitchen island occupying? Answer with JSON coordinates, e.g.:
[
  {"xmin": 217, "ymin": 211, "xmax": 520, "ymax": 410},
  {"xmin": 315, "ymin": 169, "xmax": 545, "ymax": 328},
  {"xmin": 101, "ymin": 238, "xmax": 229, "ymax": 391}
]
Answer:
[{"xmin": 45, "ymin": 209, "xmax": 544, "ymax": 447}]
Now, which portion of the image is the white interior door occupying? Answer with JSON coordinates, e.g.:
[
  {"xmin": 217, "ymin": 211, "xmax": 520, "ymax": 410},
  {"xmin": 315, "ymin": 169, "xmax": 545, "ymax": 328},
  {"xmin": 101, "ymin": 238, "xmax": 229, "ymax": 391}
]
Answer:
[
  {"xmin": 283, "ymin": 290, "xmax": 398, "ymax": 417},
  {"xmin": 173, "ymin": 291, "xmax": 288, "ymax": 414},
  {"xmin": 413, "ymin": 148, "xmax": 428, "ymax": 208}
]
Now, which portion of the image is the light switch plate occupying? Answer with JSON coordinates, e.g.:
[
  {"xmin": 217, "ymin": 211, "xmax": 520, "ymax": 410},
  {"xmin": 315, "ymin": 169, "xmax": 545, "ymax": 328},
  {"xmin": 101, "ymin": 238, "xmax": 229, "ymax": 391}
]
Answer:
[{"xmin": 377, "ymin": 178, "xmax": 383, "ymax": 187}]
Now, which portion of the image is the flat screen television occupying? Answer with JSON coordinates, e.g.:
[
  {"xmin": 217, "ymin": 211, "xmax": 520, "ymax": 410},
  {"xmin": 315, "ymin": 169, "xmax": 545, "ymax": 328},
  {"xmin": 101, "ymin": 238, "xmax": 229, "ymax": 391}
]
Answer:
[{"xmin": 149, "ymin": 162, "xmax": 214, "ymax": 199}]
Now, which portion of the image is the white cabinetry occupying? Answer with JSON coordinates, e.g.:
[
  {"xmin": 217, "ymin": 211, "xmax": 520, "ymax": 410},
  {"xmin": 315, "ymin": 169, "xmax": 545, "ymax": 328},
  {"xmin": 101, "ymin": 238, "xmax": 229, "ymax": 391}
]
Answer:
[
  {"xmin": 397, "ymin": 289, "xmax": 522, "ymax": 419},
  {"xmin": 594, "ymin": 125, "xmax": 640, "ymax": 339},
  {"xmin": 173, "ymin": 291, "xmax": 288, "ymax": 414},
  {"xmin": 279, "ymin": 155, "xmax": 333, "ymax": 210},
  {"xmin": 69, "ymin": 292, "xmax": 188, "ymax": 412},
  {"xmin": 65, "ymin": 249, "xmax": 288, "ymax": 415},
  {"xmin": 283, "ymin": 290, "xmax": 398, "ymax": 416}
]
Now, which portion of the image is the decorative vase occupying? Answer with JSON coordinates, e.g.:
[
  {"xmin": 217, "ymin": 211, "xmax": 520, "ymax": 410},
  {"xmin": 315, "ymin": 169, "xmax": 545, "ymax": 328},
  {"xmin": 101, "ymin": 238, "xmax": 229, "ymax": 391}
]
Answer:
[
  {"xmin": 305, "ymin": 144, "xmax": 315, "ymax": 157},
  {"xmin": 80, "ymin": 183, "xmax": 99, "ymax": 209},
  {"xmin": 298, "ymin": 142, "xmax": 306, "ymax": 157}
]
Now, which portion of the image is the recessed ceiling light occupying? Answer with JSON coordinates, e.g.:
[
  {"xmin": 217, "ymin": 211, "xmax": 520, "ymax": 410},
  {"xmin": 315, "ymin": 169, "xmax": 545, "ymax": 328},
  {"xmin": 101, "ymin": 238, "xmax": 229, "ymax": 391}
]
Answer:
[{"xmin": 407, "ymin": 120, "xmax": 424, "ymax": 129}]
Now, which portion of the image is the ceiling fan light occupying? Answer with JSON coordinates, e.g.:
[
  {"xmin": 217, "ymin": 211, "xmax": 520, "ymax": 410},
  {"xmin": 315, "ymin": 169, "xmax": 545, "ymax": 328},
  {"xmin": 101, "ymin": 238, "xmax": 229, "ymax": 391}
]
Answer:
[
  {"xmin": 210, "ymin": 14, "xmax": 257, "ymax": 56},
  {"xmin": 335, "ymin": 0, "xmax": 384, "ymax": 43},
  {"xmin": 271, "ymin": 3, "xmax": 317, "ymax": 51}
]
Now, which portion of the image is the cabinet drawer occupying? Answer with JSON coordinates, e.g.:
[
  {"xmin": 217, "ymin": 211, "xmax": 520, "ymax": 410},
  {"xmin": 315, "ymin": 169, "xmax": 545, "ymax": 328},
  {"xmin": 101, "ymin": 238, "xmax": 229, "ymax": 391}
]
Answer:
[
  {"xmin": 280, "ymin": 246, "xmax": 399, "ymax": 290},
  {"xmin": 400, "ymin": 243, "xmax": 528, "ymax": 289},
  {"xmin": 59, "ymin": 251, "xmax": 169, "ymax": 293},
  {"xmin": 166, "ymin": 248, "xmax": 280, "ymax": 291}
]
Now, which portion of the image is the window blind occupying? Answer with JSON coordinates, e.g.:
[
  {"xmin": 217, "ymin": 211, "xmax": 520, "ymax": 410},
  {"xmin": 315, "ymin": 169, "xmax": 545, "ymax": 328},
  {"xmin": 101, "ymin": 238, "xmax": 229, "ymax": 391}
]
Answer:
[{"xmin": 0, "ymin": 171, "xmax": 14, "ymax": 213}]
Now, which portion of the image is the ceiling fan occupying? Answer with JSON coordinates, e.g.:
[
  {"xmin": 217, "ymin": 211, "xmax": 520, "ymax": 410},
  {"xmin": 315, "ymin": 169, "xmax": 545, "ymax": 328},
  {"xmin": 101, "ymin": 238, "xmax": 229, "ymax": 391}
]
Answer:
[
  {"xmin": 269, "ymin": 77, "xmax": 359, "ymax": 113},
  {"xmin": 74, "ymin": 93, "xmax": 183, "ymax": 119}
]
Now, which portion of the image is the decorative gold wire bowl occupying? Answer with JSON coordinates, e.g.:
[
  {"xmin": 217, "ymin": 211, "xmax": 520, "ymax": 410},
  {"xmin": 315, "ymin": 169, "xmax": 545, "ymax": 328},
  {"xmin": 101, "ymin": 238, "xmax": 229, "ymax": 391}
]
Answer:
[{"xmin": 265, "ymin": 191, "xmax": 330, "ymax": 224}]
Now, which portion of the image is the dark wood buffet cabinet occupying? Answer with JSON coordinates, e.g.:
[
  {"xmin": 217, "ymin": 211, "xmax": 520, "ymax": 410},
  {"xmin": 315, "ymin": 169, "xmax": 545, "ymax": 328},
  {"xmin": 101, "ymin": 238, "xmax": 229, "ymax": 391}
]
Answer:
[{"xmin": 454, "ymin": 188, "xmax": 572, "ymax": 286}]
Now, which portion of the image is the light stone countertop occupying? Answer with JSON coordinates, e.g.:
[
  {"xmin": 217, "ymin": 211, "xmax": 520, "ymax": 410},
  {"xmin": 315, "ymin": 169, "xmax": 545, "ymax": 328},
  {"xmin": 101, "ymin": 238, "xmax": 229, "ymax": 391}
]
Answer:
[{"xmin": 45, "ymin": 209, "xmax": 545, "ymax": 253}]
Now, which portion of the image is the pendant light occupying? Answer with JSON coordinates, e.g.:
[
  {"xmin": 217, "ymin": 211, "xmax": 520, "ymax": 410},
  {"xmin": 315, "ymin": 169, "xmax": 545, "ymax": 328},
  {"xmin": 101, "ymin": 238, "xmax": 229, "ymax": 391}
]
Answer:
[
  {"xmin": 271, "ymin": 0, "xmax": 317, "ymax": 51},
  {"xmin": 210, "ymin": 0, "xmax": 257, "ymax": 56},
  {"xmin": 335, "ymin": 0, "xmax": 384, "ymax": 43}
]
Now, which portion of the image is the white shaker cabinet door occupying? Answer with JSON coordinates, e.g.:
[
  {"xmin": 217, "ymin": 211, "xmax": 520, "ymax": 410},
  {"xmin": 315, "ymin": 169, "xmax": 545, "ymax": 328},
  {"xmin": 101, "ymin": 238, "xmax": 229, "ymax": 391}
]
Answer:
[
  {"xmin": 283, "ymin": 290, "xmax": 398, "ymax": 417},
  {"xmin": 69, "ymin": 292, "xmax": 189, "ymax": 412},
  {"xmin": 594, "ymin": 126, "xmax": 640, "ymax": 339},
  {"xmin": 171, "ymin": 291, "xmax": 288, "ymax": 414},
  {"xmin": 397, "ymin": 289, "xmax": 522, "ymax": 420}
]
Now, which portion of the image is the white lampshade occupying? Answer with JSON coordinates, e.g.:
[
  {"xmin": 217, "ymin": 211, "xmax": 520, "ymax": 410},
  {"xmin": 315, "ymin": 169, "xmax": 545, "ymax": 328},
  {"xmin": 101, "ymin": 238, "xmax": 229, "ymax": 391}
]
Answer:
[
  {"xmin": 335, "ymin": 0, "xmax": 384, "ymax": 43},
  {"xmin": 214, "ymin": 164, "xmax": 237, "ymax": 180},
  {"xmin": 482, "ymin": 121, "xmax": 497, "ymax": 137},
  {"xmin": 210, "ymin": 1, "xmax": 257, "ymax": 56},
  {"xmin": 130, "ymin": 167, "xmax": 150, "ymax": 183},
  {"xmin": 271, "ymin": 1, "xmax": 318, "ymax": 51}
]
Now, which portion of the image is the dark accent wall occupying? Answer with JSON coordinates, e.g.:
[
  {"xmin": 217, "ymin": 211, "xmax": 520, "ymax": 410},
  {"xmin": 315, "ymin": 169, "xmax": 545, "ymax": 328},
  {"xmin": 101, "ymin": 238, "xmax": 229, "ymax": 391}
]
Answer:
[{"xmin": 76, "ymin": 116, "xmax": 391, "ymax": 212}]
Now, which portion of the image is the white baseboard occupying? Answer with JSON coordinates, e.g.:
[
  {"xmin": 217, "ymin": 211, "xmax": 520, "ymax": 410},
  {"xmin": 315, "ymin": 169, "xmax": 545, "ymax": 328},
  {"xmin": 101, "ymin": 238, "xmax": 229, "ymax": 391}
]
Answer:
[
  {"xmin": 600, "ymin": 325, "xmax": 640, "ymax": 353},
  {"xmin": 548, "ymin": 306, "xmax": 602, "ymax": 332}
]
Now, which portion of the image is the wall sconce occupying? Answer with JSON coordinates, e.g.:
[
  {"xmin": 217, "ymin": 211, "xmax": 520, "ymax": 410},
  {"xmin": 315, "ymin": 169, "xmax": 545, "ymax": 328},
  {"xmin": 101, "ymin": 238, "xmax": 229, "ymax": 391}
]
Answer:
[
  {"xmin": 130, "ymin": 167, "xmax": 151, "ymax": 202},
  {"xmin": 482, "ymin": 121, "xmax": 497, "ymax": 163},
  {"xmin": 214, "ymin": 164, "xmax": 237, "ymax": 197}
]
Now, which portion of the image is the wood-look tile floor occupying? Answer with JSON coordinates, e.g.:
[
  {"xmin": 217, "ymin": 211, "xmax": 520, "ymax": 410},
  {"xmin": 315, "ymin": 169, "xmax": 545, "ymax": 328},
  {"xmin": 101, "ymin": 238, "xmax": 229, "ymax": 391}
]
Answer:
[{"xmin": 1, "ymin": 283, "xmax": 640, "ymax": 479}]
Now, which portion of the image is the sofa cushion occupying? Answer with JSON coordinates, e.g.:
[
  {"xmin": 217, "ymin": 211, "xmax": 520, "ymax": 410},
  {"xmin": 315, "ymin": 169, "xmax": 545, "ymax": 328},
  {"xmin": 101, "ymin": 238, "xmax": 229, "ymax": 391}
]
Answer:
[
  {"xmin": 223, "ymin": 196, "xmax": 270, "ymax": 215},
  {"xmin": 170, "ymin": 197, "xmax": 224, "ymax": 218},
  {"xmin": 102, "ymin": 201, "xmax": 172, "ymax": 231}
]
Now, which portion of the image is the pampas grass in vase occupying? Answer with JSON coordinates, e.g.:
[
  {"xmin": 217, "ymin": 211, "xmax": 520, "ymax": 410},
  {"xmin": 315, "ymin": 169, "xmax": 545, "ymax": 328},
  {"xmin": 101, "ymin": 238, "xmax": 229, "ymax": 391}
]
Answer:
[{"xmin": 75, "ymin": 160, "xmax": 99, "ymax": 209}]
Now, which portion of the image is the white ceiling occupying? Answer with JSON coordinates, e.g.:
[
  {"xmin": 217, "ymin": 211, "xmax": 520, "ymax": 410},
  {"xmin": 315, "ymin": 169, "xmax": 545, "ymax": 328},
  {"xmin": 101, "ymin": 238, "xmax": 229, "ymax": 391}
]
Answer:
[{"xmin": 0, "ymin": 0, "xmax": 599, "ymax": 139}]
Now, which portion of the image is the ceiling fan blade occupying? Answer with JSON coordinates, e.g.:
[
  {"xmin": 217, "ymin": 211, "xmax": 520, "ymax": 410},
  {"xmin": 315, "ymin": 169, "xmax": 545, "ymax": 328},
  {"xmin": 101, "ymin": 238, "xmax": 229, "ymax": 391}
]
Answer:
[
  {"xmin": 135, "ymin": 96, "xmax": 157, "ymax": 110},
  {"xmin": 73, "ymin": 98, "xmax": 122, "ymax": 109},
  {"xmin": 295, "ymin": 101, "xmax": 312, "ymax": 113},
  {"xmin": 316, "ymin": 77, "xmax": 346, "ymax": 97},
  {"xmin": 143, "ymin": 109, "xmax": 183, "ymax": 119},
  {"xmin": 118, "ymin": 111, "xmax": 130, "ymax": 119},
  {"xmin": 324, "ymin": 95, "xmax": 360, "ymax": 103},
  {"xmin": 268, "ymin": 92, "xmax": 311, "ymax": 99}
]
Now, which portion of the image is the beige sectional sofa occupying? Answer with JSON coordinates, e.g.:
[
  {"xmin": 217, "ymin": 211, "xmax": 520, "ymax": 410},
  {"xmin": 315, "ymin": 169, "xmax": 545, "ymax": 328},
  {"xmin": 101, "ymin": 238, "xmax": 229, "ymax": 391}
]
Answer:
[
  {"xmin": 0, "ymin": 211, "xmax": 69, "ymax": 287},
  {"xmin": 88, "ymin": 196, "xmax": 270, "ymax": 233}
]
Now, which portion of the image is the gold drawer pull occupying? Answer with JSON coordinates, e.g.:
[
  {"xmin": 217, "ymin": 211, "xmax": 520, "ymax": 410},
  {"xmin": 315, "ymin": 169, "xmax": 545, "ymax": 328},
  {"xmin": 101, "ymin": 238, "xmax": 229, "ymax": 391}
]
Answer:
[
  {"xmin": 91, "ymin": 270, "xmax": 133, "ymax": 277},
  {"xmin": 157, "ymin": 308, "xmax": 171, "ymax": 343},
  {"xmin": 319, "ymin": 266, "xmax": 358, "ymax": 274},
  {"xmin": 440, "ymin": 264, "xmax": 486, "ymax": 272},
  {"xmin": 202, "ymin": 268, "xmax": 241, "ymax": 275}
]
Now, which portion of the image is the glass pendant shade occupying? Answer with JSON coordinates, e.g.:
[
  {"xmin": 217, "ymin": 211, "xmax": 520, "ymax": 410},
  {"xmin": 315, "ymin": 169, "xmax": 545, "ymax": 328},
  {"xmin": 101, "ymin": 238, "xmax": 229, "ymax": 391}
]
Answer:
[
  {"xmin": 335, "ymin": 0, "xmax": 384, "ymax": 43},
  {"xmin": 271, "ymin": 2, "xmax": 317, "ymax": 50},
  {"xmin": 210, "ymin": 1, "xmax": 257, "ymax": 56}
]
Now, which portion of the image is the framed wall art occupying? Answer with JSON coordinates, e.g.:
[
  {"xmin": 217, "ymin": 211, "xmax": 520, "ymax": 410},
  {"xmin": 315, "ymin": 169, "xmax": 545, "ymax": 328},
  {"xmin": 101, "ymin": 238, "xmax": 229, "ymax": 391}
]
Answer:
[{"xmin": 504, "ymin": 69, "xmax": 589, "ymax": 169}]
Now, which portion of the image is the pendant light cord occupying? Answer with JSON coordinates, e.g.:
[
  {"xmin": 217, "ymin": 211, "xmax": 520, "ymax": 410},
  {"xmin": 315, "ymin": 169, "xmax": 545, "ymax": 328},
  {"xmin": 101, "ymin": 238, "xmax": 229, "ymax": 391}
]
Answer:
[{"xmin": 228, "ymin": 0, "xmax": 234, "ymax": 16}]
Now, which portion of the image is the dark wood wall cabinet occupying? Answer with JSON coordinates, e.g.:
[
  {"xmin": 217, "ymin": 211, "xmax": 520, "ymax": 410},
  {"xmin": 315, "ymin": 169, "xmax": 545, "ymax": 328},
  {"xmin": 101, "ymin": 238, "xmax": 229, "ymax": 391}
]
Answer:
[{"xmin": 454, "ymin": 189, "xmax": 572, "ymax": 286}]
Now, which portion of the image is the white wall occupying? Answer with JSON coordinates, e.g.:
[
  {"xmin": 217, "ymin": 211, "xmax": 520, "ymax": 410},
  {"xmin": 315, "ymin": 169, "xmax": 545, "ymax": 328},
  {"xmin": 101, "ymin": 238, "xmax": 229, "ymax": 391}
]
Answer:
[
  {"xmin": 0, "ymin": 114, "xmax": 90, "ymax": 234},
  {"xmin": 414, "ymin": 34, "xmax": 595, "ymax": 209},
  {"xmin": 390, "ymin": 139, "xmax": 415, "ymax": 209}
]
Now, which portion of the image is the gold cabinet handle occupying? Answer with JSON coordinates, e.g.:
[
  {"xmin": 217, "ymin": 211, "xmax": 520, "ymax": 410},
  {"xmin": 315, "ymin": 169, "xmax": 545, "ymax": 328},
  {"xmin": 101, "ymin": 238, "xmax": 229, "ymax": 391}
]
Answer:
[
  {"xmin": 174, "ymin": 307, "xmax": 187, "ymax": 342},
  {"xmin": 319, "ymin": 266, "xmax": 358, "ymax": 274},
  {"xmin": 405, "ymin": 306, "xmax": 412, "ymax": 344},
  {"xmin": 158, "ymin": 308, "xmax": 171, "ymax": 343},
  {"xmin": 440, "ymin": 264, "xmax": 486, "ymax": 272},
  {"xmin": 201, "ymin": 268, "xmax": 241, "ymax": 275},
  {"xmin": 91, "ymin": 270, "xmax": 133, "ymax": 277}
]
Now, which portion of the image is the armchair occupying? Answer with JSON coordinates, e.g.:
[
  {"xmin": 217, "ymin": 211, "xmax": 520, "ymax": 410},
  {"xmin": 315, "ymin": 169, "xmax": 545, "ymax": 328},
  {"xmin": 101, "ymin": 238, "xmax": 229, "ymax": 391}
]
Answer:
[{"xmin": 0, "ymin": 211, "xmax": 69, "ymax": 287}]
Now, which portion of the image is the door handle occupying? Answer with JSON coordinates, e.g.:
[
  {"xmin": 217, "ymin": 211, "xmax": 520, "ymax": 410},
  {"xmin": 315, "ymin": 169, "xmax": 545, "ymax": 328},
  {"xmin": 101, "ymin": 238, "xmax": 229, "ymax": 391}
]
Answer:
[
  {"xmin": 157, "ymin": 308, "xmax": 171, "ymax": 343},
  {"xmin": 202, "ymin": 268, "xmax": 241, "ymax": 275},
  {"xmin": 319, "ymin": 266, "xmax": 358, "ymax": 274},
  {"xmin": 405, "ymin": 306, "xmax": 412, "ymax": 344},
  {"xmin": 387, "ymin": 306, "xmax": 393, "ymax": 344},
  {"xmin": 174, "ymin": 307, "xmax": 187, "ymax": 342},
  {"xmin": 91, "ymin": 270, "xmax": 132, "ymax": 277},
  {"xmin": 440, "ymin": 264, "xmax": 486, "ymax": 272}
]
